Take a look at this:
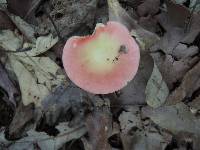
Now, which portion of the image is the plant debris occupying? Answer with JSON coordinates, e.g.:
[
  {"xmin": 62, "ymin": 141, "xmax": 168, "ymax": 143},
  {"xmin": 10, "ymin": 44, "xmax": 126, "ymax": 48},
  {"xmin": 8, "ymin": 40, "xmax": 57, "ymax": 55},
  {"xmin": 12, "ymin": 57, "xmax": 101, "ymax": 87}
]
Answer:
[{"xmin": 0, "ymin": 0, "xmax": 200, "ymax": 149}]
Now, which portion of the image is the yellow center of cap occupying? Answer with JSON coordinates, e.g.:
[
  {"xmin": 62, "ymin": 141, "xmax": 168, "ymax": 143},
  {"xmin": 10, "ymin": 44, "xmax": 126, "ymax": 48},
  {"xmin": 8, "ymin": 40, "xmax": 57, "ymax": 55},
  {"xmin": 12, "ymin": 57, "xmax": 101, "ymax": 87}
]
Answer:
[{"xmin": 80, "ymin": 33, "xmax": 121, "ymax": 74}]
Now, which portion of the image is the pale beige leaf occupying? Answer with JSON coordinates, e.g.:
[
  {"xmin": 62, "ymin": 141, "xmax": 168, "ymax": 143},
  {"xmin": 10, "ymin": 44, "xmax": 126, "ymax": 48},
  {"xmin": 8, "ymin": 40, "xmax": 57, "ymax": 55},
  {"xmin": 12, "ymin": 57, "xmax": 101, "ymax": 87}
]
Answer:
[
  {"xmin": 0, "ymin": 30, "xmax": 23, "ymax": 51},
  {"xmin": 9, "ymin": 54, "xmax": 66, "ymax": 107}
]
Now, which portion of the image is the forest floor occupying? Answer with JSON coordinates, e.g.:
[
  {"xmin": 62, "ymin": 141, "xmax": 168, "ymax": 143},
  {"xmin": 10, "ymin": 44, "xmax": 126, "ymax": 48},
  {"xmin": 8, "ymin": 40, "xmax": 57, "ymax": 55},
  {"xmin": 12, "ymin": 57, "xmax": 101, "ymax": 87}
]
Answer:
[{"xmin": 0, "ymin": 0, "xmax": 200, "ymax": 150}]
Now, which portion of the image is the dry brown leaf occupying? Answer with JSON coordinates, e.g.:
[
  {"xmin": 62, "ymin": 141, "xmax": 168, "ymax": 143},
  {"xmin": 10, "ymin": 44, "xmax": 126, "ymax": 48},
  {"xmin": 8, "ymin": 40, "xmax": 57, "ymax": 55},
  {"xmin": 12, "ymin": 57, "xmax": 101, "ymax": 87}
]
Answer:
[
  {"xmin": 166, "ymin": 61, "xmax": 200, "ymax": 105},
  {"xmin": 152, "ymin": 53, "xmax": 199, "ymax": 90},
  {"xmin": 114, "ymin": 52, "xmax": 154, "ymax": 105}
]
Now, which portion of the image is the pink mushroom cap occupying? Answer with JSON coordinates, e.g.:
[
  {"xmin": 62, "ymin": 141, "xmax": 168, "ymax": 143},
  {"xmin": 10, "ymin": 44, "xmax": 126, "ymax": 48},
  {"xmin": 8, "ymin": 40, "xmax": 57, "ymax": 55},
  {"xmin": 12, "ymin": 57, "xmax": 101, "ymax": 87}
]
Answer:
[{"xmin": 62, "ymin": 21, "xmax": 140, "ymax": 94}]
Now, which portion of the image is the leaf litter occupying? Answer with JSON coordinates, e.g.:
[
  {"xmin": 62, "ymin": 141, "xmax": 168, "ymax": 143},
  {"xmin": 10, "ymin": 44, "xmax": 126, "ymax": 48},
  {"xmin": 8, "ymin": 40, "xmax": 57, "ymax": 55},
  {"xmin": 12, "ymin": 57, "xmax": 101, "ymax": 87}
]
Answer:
[{"xmin": 0, "ymin": 0, "xmax": 200, "ymax": 149}]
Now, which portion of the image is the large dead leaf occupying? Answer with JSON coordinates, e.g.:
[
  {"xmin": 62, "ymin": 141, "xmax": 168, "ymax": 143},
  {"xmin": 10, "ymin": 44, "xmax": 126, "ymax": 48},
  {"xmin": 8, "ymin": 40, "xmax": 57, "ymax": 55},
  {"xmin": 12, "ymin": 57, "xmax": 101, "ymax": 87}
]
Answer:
[
  {"xmin": 119, "ymin": 106, "xmax": 142, "ymax": 134},
  {"xmin": 8, "ymin": 14, "xmax": 36, "ymax": 42},
  {"xmin": 41, "ymin": 84, "xmax": 87, "ymax": 126},
  {"xmin": 150, "ymin": 27, "xmax": 185, "ymax": 54},
  {"xmin": 6, "ymin": 122, "xmax": 86, "ymax": 150},
  {"xmin": 142, "ymin": 103, "xmax": 200, "ymax": 135},
  {"xmin": 9, "ymin": 54, "xmax": 66, "ymax": 107},
  {"xmin": 115, "ymin": 52, "xmax": 154, "ymax": 105},
  {"xmin": 119, "ymin": 106, "xmax": 171, "ymax": 150},
  {"xmin": 0, "ymin": 30, "xmax": 58, "ymax": 56},
  {"xmin": 0, "ymin": 30, "xmax": 23, "ymax": 51}
]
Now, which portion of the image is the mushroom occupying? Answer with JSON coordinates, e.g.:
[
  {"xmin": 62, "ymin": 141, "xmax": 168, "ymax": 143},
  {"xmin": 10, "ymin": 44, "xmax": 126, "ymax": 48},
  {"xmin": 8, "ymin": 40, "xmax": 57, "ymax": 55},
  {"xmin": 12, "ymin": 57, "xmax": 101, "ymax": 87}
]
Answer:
[{"xmin": 62, "ymin": 21, "xmax": 140, "ymax": 94}]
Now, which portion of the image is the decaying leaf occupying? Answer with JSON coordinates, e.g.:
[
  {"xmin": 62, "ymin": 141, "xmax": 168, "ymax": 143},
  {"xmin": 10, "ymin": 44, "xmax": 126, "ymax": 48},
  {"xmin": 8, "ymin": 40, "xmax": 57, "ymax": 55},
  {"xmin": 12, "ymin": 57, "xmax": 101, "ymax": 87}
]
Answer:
[
  {"xmin": 9, "ymin": 54, "xmax": 66, "ymax": 107},
  {"xmin": 8, "ymin": 14, "xmax": 36, "ymax": 42},
  {"xmin": 151, "ymin": 53, "xmax": 199, "ymax": 90},
  {"xmin": 142, "ymin": 103, "xmax": 200, "ymax": 135},
  {"xmin": 15, "ymin": 33, "xmax": 58, "ymax": 56},
  {"xmin": 145, "ymin": 63, "xmax": 169, "ymax": 108},
  {"xmin": 0, "ymin": 30, "xmax": 58, "ymax": 56},
  {"xmin": 41, "ymin": 84, "xmax": 86, "ymax": 126},
  {"xmin": 0, "ymin": 30, "xmax": 23, "ymax": 51},
  {"xmin": 7, "ymin": 122, "xmax": 86, "ymax": 150},
  {"xmin": 119, "ymin": 106, "xmax": 141, "ymax": 134},
  {"xmin": 166, "ymin": 61, "xmax": 200, "ymax": 105},
  {"xmin": 150, "ymin": 27, "xmax": 185, "ymax": 54}
]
